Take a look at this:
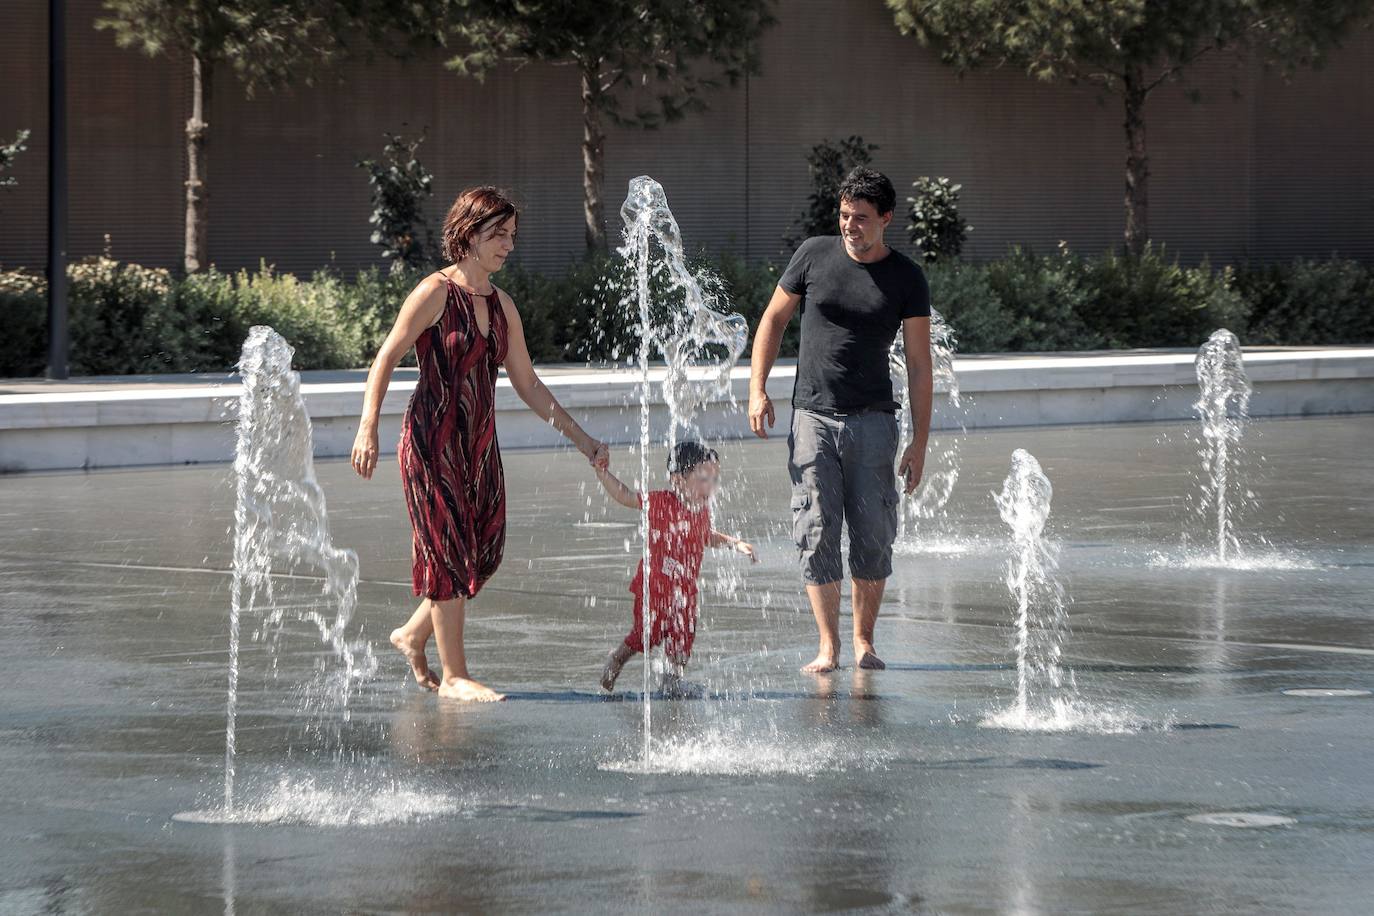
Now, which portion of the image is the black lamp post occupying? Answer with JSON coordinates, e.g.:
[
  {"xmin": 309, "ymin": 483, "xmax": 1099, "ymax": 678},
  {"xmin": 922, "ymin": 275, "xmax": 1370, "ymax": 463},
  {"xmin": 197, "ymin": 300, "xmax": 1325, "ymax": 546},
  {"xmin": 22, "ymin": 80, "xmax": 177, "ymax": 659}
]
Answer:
[{"xmin": 46, "ymin": 0, "xmax": 69, "ymax": 380}]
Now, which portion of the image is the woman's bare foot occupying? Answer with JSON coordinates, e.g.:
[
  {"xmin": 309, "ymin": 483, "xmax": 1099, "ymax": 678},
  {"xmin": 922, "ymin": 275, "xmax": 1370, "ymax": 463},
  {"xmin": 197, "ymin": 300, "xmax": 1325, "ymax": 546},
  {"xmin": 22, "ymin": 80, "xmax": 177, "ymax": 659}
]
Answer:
[
  {"xmin": 437, "ymin": 676, "xmax": 505, "ymax": 702},
  {"xmin": 390, "ymin": 627, "xmax": 440, "ymax": 691},
  {"xmin": 802, "ymin": 651, "xmax": 840, "ymax": 673}
]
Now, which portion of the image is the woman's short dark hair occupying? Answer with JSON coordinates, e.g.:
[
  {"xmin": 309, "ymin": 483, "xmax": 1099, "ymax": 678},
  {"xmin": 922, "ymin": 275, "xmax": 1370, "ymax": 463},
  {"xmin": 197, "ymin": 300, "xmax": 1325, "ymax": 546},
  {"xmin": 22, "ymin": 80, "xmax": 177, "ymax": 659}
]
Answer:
[
  {"xmin": 668, "ymin": 441, "xmax": 719, "ymax": 475},
  {"xmin": 442, "ymin": 186, "xmax": 520, "ymax": 262},
  {"xmin": 839, "ymin": 167, "xmax": 896, "ymax": 216}
]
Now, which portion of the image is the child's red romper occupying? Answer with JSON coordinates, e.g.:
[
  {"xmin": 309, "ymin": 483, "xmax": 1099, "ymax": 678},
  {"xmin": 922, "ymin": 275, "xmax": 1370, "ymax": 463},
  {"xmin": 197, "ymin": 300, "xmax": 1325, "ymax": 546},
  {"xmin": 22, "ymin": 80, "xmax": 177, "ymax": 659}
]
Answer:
[{"xmin": 624, "ymin": 489, "xmax": 711, "ymax": 660}]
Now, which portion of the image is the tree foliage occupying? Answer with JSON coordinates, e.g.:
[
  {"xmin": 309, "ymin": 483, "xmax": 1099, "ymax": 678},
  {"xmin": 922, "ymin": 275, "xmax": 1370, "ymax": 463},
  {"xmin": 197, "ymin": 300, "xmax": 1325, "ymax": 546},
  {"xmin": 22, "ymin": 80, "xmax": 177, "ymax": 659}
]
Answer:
[
  {"xmin": 443, "ymin": 0, "xmax": 774, "ymax": 250},
  {"xmin": 444, "ymin": 1, "xmax": 772, "ymax": 129},
  {"xmin": 0, "ymin": 129, "xmax": 29, "ymax": 191},
  {"xmin": 885, "ymin": 0, "xmax": 1372, "ymax": 90},
  {"xmin": 884, "ymin": 0, "xmax": 1374, "ymax": 253},
  {"xmin": 97, "ymin": 0, "xmax": 441, "ymax": 271},
  {"xmin": 96, "ymin": 0, "xmax": 435, "ymax": 93}
]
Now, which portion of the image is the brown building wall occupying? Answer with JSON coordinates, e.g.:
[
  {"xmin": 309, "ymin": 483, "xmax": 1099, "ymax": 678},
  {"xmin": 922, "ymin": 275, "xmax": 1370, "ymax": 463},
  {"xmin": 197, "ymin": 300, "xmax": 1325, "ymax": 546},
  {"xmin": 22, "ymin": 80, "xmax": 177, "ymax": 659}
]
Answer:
[{"xmin": 1, "ymin": 0, "xmax": 1371, "ymax": 276}]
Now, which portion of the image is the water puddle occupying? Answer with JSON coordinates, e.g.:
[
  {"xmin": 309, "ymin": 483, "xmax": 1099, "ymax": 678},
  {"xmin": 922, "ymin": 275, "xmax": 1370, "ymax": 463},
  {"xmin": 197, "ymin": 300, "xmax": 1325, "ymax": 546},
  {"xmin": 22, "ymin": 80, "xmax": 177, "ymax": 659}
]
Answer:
[
  {"xmin": 1186, "ymin": 812, "xmax": 1296, "ymax": 828},
  {"xmin": 1281, "ymin": 687, "xmax": 1371, "ymax": 698}
]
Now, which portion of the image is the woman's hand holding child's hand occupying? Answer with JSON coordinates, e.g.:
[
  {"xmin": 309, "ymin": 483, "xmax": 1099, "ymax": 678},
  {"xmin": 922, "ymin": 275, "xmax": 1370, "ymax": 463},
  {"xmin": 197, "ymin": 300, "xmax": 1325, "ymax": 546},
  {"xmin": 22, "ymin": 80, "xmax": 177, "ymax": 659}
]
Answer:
[{"xmin": 589, "ymin": 439, "xmax": 610, "ymax": 470}]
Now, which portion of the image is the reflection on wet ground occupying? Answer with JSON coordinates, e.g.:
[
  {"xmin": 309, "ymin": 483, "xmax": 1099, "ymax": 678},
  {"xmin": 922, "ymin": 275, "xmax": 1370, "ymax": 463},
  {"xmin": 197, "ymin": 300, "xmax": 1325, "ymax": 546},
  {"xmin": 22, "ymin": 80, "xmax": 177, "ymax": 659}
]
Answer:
[{"xmin": 1, "ymin": 416, "xmax": 1372, "ymax": 913}]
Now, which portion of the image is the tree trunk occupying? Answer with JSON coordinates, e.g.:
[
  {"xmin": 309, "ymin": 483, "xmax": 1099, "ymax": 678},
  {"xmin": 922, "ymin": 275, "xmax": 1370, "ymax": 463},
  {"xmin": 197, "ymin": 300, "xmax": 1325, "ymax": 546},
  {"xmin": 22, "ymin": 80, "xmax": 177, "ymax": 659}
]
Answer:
[
  {"xmin": 580, "ymin": 60, "xmax": 607, "ymax": 253},
  {"xmin": 184, "ymin": 54, "xmax": 211, "ymax": 273},
  {"xmin": 1122, "ymin": 67, "xmax": 1149, "ymax": 256}
]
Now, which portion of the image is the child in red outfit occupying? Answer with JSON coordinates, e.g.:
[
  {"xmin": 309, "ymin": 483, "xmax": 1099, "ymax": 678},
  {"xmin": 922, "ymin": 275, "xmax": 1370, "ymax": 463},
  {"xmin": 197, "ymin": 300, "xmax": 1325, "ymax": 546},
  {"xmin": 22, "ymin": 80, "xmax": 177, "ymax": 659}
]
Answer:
[{"xmin": 595, "ymin": 441, "xmax": 757, "ymax": 692}]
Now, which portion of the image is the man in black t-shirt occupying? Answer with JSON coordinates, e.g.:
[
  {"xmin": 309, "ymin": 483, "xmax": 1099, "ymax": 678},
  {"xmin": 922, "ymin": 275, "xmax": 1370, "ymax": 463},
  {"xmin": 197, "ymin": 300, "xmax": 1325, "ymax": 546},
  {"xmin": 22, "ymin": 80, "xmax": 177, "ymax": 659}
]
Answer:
[{"xmin": 748, "ymin": 167, "xmax": 934, "ymax": 673}]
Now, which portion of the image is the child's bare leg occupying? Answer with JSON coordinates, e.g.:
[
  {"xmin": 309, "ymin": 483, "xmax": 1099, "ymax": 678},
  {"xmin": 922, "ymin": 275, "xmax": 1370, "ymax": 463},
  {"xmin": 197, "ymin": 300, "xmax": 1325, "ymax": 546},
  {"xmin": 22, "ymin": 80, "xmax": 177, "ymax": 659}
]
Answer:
[
  {"xmin": 391, "ymin": 600, "xmax": 440, "ymax": 690},
  {"xmin": 600, "ymin": 642, "xmax": 636, "ymax": 692},
  {"xmin": 666, "ymin": 652, "xmax": 688, "ymax": 678},
  {"xmin": 658, "ymin": 652, "xmax": 690, "ymax": 696},
  {"xmin": 431, "ymin": 596, "xmax": 504, "ymax": 702}
]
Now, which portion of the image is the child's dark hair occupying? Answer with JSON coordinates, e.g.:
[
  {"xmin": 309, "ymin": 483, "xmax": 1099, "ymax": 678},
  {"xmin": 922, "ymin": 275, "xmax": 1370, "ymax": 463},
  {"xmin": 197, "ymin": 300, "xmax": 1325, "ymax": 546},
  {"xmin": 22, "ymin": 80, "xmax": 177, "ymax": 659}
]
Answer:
[
  {"xmin": 668, "ymin": 441, "xmax": 719, "ymax": 475},
  {"xmin": 839, "ymin": 166, "xmax": 896, "ymax": 216}
]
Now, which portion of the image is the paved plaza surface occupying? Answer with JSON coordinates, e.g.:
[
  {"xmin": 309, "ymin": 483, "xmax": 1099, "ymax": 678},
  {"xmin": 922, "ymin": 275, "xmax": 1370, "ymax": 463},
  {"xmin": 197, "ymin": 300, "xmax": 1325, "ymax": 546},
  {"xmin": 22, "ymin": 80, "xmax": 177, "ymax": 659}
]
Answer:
[{"xmin": 1, "ymin": 417, "xmax": 1372, "ymax": 913}]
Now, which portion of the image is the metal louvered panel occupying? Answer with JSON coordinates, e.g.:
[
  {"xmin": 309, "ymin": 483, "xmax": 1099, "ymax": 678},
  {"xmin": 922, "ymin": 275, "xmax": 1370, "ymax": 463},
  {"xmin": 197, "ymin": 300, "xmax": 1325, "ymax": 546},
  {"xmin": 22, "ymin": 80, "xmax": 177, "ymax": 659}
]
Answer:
[{"xmin": 0, "ymin": 0, "xmax": 1370, "ymax": 277}]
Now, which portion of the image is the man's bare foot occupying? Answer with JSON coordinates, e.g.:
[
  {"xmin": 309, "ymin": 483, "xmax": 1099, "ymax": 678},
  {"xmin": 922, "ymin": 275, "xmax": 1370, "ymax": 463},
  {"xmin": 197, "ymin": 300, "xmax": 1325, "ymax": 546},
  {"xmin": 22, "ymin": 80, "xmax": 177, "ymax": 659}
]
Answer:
[
  {"xmin": 856, "ymin": 649, "xmax": 886, "ymax": 670},
  {"xmin": 600, "ymin": 648, "xmax": 630, "ymax": 692},
  {"xmin": 803, "ymin": 652, "xmax": 840, "ymax": 673},
  {"xmin": 390, "ymin": 627, "xmax": 440, "ymax": 690},
  {"xmin": 437, "ymin": 676, "xmax": 505, "ymax": 702}
]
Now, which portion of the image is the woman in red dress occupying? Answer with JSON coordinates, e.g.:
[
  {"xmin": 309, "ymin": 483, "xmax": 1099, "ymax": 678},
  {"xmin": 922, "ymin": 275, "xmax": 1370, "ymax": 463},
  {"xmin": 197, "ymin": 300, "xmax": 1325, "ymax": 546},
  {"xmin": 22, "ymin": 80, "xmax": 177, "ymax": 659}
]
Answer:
[{"xmin": 351, "ymin": 187, "xmax": 608, "ymax": 702}]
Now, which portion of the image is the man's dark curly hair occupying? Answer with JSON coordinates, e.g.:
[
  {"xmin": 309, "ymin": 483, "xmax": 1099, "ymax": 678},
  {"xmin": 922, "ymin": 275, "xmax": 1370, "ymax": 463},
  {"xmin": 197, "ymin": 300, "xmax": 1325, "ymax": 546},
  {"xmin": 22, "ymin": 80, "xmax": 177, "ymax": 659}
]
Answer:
[{"xmin": 839, "ymin": 166, "xmax": 896, "ymax": 216}]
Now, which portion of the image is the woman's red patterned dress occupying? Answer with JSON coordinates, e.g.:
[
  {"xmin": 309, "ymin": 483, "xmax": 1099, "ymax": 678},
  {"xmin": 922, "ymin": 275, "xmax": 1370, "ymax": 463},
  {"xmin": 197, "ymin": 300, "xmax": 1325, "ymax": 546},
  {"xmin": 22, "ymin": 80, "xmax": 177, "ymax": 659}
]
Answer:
[{"xmin": 399, "ymin": 277, "xmax": 509, "ymax": 600}]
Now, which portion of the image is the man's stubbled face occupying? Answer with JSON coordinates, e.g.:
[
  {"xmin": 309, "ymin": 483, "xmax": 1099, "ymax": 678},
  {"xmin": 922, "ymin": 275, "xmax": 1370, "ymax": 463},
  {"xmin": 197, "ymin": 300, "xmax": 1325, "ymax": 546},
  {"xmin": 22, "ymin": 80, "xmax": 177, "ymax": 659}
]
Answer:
[{"xmin": 839, "ymin": 197, "xmax": 890, "ymax": 257}]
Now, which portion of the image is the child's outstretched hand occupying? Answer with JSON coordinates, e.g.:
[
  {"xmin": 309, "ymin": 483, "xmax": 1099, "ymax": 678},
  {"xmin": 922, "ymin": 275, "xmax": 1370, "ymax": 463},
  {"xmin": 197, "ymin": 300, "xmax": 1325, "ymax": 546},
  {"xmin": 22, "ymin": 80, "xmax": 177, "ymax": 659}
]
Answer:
[{"xmin": 737, "ymin": 540, "xmax": 759, "ymax": 564}]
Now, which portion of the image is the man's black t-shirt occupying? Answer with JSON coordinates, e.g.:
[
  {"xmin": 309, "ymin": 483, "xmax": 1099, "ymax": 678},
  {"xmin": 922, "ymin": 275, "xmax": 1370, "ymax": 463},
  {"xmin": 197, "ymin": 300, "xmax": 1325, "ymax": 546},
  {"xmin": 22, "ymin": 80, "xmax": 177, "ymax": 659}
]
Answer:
[{"xmin": 778, "ymin": 236, "xmax": 931, "ymax": 413}]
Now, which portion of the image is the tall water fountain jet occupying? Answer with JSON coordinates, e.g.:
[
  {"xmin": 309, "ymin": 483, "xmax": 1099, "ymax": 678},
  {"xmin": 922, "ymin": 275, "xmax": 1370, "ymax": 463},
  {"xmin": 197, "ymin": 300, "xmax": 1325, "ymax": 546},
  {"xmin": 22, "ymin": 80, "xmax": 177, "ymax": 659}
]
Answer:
[
  {"xmin": 224, "ymin": 326, "xmax": 377, "ymax": 814},
  {"xmin": 1192, "ymin": 329, "xmax": 1253, "ymax": 563},
  {"xmin": 617, "ymin": 177, "xmax": 748, "ymax": 763},
  {"xmin": 890, "ymin": 308, "xmax": 967, "ymax": 548},
  {"xmin": 981, "ymin": 451, "xmax": 1145, "ymax": 733},
  {"xmin": 989, "ymin": 449, "xmax": 1073, "ymax": 723}
]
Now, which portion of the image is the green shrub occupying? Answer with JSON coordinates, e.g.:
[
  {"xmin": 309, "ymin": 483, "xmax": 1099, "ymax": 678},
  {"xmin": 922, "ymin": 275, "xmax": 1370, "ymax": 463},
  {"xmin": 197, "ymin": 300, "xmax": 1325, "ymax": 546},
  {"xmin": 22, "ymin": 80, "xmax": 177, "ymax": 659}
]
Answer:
[
  {"xmin": 1079, "ymin": 246, "xmax": 1249, "ymax": 350},
  {"xmin": 0, "ymin": 268, "xmax": 46, "ymax": 376},
  {"xmin": 907, "ymin": 176, "xmax": 970, "ymax": 263},
  {"xmin": 705, "ymin": 251, "xmax": 780, "ymax": 323},
  {"xmin": 497, "ymin": 250, "xmax": 781, "ymax": 364},
  {"xmin": 356, "ymin": 132, "xmax": 437, "ymax": 273},
  {"xmin": 334, "ymin": 264, "xmax": 423, "ymax": 368},
  {"xmin": 925, "ymin": 260, "xmax": 1013, "ymax": 353},
  {"xmin": 1233, "ymin": 258, "xmax": 1374, "ymax": 345},
  {"xmin": 2, "ymin": 250, "xmax": 1371, "ymax": 377},
  {"xmin": 981, "ymin": 247, "xmax": 1101, "ymax": 351},
  {"xmin": 66, "ymin": 256, "xmax": 177, "ymax": 374},
  {"xmin": 225, "ymin": 265, "xmax": 364, "ymax": 370},
  {"xmin": 171, "ymin": 268, "xmax": 261, "ymax": 372},
  {"xmin": 499, "ymin": 253, "xmax": 619, "ymax": 362}
]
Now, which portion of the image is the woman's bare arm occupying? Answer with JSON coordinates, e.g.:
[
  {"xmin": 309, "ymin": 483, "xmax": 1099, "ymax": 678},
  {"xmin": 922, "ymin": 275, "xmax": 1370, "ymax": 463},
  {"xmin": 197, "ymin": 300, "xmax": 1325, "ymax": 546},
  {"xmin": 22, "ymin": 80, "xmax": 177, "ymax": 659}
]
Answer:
[
  {"xmin": 351, "ymin": 274, "xmax": 447, "ymax": 479},
  {"xmin": 497, "ymin": 289, "xmax": 608, "ymax": 468}
]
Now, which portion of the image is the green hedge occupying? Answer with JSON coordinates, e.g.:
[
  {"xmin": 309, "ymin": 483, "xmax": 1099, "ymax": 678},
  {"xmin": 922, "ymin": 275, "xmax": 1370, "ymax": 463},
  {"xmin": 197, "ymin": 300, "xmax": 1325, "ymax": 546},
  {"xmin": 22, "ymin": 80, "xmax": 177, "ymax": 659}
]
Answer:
[
  {"xmin": 1, "ymin": 248, "xmax": 1370, "ymax": 377},
  {"xmin": 1231, "ymin": 258, "xmax": 1374, "ymax": 346},
  {"xmin": 932, "ymin": 245, "xmax": 1256, "ymax": 353},
  {"xmin": 0, "ymin": 259, "xmax": 425, "ymax": 377}
]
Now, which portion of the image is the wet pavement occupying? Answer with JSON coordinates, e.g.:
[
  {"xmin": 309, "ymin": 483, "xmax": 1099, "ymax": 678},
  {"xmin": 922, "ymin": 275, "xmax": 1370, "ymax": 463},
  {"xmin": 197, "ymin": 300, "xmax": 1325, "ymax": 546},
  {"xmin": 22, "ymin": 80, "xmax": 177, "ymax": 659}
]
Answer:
[{"xmin": 1, "ymin": 415, "xmax": 1372, "ymax": 914}]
